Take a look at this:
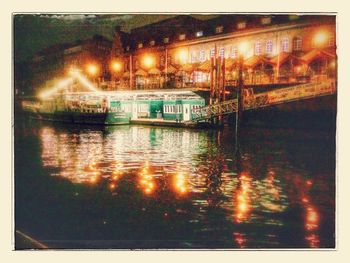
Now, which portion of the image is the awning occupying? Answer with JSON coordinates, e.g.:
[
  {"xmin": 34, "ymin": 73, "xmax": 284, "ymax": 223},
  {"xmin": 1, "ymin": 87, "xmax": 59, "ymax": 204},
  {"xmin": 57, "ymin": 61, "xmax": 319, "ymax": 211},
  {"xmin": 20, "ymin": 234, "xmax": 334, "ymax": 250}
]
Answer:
[
  {"xmin": 269, "ymin": 52, "xmax": 302, "ymax": 66},
  {"xmin": 180, "ymin": 63, "xmax": 200, "ymax": 73},
  {"xmin": 148, "ymin": 67, "xmax": 161, "ymax": 75},
  {"xmin": 225, "ymin": 58, "xmax": 239, "ymax": 70},
  {"xmin": 122, "ymin": 71, "xmax": 130, "ymax": 78},
  {"xmin": 163, "ymin": 64, "xmax": 178, "ymax": 74},
  {"xmin": 244, "ymin": 55, "xmax": 273, "ymax": 68},
  {"xmin": 300, "ymin": 49, "xmax": 336, "ymax": 64},
  {"xmin": 197, "ymin": 60, "xmax": 211, "ymax": 72},
  {"xmin": 135, "ymin": 69, "xmax": 148, "ymax": 76}
]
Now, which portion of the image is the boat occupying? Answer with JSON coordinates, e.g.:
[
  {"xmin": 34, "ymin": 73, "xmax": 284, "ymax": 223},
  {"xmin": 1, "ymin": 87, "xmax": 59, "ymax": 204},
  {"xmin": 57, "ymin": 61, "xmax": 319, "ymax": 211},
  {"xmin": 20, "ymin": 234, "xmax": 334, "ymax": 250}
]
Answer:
[{"xmin": 21, "ymin": 89, "xmax": 206, "ymax": 125}]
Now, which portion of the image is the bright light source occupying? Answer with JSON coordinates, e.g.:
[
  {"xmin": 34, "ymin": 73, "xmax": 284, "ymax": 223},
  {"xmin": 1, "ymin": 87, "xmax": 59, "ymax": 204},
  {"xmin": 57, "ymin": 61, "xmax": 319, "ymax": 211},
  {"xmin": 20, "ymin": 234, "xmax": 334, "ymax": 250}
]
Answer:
[
  {"xmin": 314, "ymin": 31, "xmax": 328, "ymax": 47},
  {"xmin": 176, "ymin": 49, "xmax": 188, "ymax": 64},
  {"xmin": 86, "ymin": 63, "xmax": 99, "ymax": 76},
  {"xmin": 111, "ymin": 60, "xmax": 122, "ymax": 72},
  {"xmin": 38, "ymin": 77, "xmax": 74, "ymax": 100},
  {"xmin": 238, "ymin": 42, "xmax": 249, "ymax": 57},
  {"xmin": 142, "ymin": 55, "xmax": 155, "ymax": 68}
]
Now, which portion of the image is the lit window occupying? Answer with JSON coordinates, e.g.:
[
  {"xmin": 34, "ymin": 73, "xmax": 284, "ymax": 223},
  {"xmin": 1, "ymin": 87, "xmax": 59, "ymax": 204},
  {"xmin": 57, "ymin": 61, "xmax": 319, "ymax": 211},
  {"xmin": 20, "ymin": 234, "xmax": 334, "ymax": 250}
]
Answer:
[
  {"xmin": 237, "ymin": 22, "xmax": 246, "ymax": 29},
  {"xmin": 281, "ymin": 37, "xmax": 289, "ymax": 52},
  {"xmin": 255, "ymin": 40, "xmax": 262, "ymax": 55},
  {"xmin": 191, "ymin": 52, "xmax": 197, "ymax": 63},
  {"xmin": 196, "ymin": 31, "xmax": 203, "ymax": 37},
  {"xmin": 219, "ymin": 47, "xmax": 225, "ymax": 57},
  {"xmin": 266, "ymin": 40, "xmax": 273, "ymax": 54},
  {"xmin": 137, "ymin": 43, "xmax": 143, "ymax": 49},
  {"xmin": 293, "ymin": 36, "xmax": 302, "ymax": 51},
  {"xmin": 149, "ymin": 40, "xmax": 155, "ymax": 46},
  {"xmin": 179, "ymin": 34, "xmax": 186, "ymax": 40},
  {"xmin": 199, "ymin": 50, "xmax": 206, "ymax": 62},
  {"xmin": 215, "ymin": 26, "xmax": 224, "ymax": 34},
  {"xmin": 210, "ymin": 48, "xmax": 215, "ymax": 58},
  {"xmin": 261, "ymin": 17, "xmax": 271, "ymax": 25},
  {"xmin": 231, "ymin": 47, "xmax": 238, "ymax": 58},
  {"xmin": 163, "ymin": 37, "xmax": 169, "ymax": 44}
]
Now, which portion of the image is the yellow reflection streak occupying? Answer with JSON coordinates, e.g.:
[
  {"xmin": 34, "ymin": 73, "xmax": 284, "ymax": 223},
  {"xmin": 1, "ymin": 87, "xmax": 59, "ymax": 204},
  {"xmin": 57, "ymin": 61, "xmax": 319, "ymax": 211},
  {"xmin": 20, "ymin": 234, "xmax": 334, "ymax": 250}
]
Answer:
[
  {"xmin": 234, "ymin": 172, "xmax": 252, "ymax": 223},
  {"xmin": 300, "ymin": 179, "xmax": 320, "ymax": 247},
  {"xmin": 139, "ymin": 161, "xmax": 156, "ymax": 195},
  {"xmin": 108, "ymin": 161, "xmax": 124, "ymax": 191},
  {"xmin": 173, "ymin": 171, "xmax": 190, "ymax": 196}
]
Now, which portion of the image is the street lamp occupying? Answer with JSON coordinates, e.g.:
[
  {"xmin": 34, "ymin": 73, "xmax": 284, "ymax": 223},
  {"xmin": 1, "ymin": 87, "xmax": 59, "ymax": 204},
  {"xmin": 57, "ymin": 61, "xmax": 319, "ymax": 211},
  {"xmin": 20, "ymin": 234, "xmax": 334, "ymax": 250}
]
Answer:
[
  {"xmin": 111, "ymin": 60, "xmax": 122, "ymax": 72},
  {"xmin": 142, "ymin": 55, "xmax": 155, "ymax": 69},
  {"xmin": 86, "ymin": 63, "xmax": 99, "ymax": 76},
  {"xmin": 314, "ymin": 30, "xmax": 328, "ymax": 47}
]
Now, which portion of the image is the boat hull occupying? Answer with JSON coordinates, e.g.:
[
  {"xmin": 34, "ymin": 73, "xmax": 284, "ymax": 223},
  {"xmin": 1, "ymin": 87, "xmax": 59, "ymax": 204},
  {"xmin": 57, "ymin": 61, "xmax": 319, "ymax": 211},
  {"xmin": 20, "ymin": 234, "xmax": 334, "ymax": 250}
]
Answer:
[{"xmin": 27, "ymin": 110, "xmax": 130, "ymax": 125}]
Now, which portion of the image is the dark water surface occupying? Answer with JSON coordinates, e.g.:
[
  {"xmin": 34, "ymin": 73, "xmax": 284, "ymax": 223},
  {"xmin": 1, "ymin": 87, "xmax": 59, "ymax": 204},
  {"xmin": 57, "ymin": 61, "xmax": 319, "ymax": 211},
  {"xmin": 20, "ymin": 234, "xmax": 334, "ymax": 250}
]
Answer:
[{"xmin": 15, "ymin": 116, "xmax": 336, "ymax": 249}]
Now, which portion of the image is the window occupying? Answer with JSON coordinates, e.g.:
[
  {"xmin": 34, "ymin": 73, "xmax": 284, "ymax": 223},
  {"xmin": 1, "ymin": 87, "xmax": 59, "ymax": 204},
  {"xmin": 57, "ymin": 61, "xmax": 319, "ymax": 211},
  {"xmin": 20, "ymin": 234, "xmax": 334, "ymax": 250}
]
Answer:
[
  {"xmin": 293, "ymin": 36, "xmax": 302, "ymax": 51},
  {"xmin": 255, "ymin": 40, "xmax": 262, "ymax": 55},
  {"xmin": 137, "ymin": 43, "xmax": 143, "ymax": 49},
  {"xmin": 219, "ymin": 47, "xmax": 225, "ymax": 57},
  {"xmin": 179, "ymin": 34, "xmax": 186, "ymax": 40},
  {"xmin": 281, "ymin": 37, "xmax": 289, "ymax": 52},
  {"xmin": 191, "ymin": 51, "xmax": 197, "ymax": 63},
  {"xmin": 196, "ymin": 31, "xmax": 203, "ymax": 37},
  {"xmin": 149, "ymin": 40, "xmax": 155, "ymax": 46},
  {"xmin": 266, "ymin": 40, "xmax": 273, "ymax": 54},
  {"xmin": 210, "ymin": 48, "xmax": 215, "ymax": 58},
  {"xmin": 215, "ymin": 26, "xmax": 224, "ymax": 34},
  {"xmin": 231, "ymin": 47, "xmax": 238, "ymax": 58},
  {"xmin": 261, "ymin": 17, "xmax": 271, "ymax": 25},
  {"xmin": 126, "ymin": 46, "xmax": 130, "ymax": 51},
  {"xmin": 163, "ymin": 37, "xmax": 169, "ymax": 44},
  {"xmin": 237, "ymin": 22, "xmax": 246, "ymax": 29},
  {"xmin": 199, "ymin": 50, "xmax": 206, "ymax": 62},
  {"xmin": 138, "ymin": 104, "xmax": 148, "ymax": 112}
]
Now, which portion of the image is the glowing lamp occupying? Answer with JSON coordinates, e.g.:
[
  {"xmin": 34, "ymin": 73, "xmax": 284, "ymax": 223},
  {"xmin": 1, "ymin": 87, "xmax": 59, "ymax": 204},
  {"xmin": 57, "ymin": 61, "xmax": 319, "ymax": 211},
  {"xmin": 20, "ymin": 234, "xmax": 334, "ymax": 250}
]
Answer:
[
  {"xmin": 142, "ymin": 55, "xmax": 155, "ymax": 68},
  {"xmin": 314, "ymin": 31, "xmax": 328, "ymax": 47},
  {"xmin": 238, "ymin": 41, "xmax": 249, "ymax": 57},
  {"xmin": 86, "ymin": 63, "xmax": 99, "ymax": 76},
  {"xmin": 176, "ymin": 49, "xmax": 188, "ymax": 64},
  {"xmin": 111, "ymin": 60, "xmax": 122, "ymax": 72}
]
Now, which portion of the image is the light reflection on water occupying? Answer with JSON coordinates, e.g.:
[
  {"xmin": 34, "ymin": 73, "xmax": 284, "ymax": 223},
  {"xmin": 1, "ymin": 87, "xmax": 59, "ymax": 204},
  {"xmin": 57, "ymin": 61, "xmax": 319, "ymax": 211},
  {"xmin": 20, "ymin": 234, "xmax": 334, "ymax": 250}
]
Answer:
[{"xmin": 16, "ymin": 120, "xmax": 335, "ymax": 248}]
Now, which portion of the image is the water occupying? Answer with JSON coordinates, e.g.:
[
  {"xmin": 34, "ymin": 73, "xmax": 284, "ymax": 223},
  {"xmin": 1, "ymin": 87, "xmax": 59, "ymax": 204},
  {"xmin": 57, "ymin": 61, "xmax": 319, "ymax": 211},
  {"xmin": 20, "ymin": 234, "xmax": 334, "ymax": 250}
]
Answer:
[{"xmin": 15, "ymin": 116, "xmax": 336, "ymax": 249}]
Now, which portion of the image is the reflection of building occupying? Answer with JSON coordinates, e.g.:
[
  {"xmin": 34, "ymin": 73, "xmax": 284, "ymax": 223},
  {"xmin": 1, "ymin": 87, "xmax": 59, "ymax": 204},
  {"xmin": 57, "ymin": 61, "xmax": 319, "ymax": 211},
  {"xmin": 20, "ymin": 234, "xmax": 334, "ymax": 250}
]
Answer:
[
  {"xmin": 110, "ymin": 14, "xmax": 336, "ymax": 90},
  {"xmin": 30, "ymin": 35, "xmax": 112, "ymax": 92}
]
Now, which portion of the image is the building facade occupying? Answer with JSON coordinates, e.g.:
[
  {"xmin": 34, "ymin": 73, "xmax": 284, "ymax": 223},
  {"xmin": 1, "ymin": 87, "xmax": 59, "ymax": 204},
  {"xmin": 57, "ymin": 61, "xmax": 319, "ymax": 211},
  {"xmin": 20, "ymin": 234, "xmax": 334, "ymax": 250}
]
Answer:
[
  {"xmin": 30, "ymin": 35, "xmax": 112, "ymax": 93},
  {"xmin": 109, "ymin": 14, "xmax": 336, "ymax": 90}
]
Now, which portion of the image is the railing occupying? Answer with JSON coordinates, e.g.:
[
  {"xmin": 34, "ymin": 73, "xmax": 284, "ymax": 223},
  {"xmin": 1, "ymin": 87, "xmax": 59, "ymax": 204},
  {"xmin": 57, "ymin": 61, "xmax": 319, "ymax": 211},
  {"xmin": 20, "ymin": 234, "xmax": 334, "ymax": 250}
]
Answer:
[{"xmin": 188, "ymin": 79, "xmax": 336, "ymax": 123}]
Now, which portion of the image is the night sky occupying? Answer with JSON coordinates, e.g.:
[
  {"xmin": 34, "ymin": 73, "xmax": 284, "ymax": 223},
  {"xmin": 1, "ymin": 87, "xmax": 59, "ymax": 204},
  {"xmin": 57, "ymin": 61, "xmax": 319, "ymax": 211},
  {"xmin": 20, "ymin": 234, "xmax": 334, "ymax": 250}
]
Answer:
[{"xmin": 14, "ymin": 14, "xmax": 216, "ymax": 63}]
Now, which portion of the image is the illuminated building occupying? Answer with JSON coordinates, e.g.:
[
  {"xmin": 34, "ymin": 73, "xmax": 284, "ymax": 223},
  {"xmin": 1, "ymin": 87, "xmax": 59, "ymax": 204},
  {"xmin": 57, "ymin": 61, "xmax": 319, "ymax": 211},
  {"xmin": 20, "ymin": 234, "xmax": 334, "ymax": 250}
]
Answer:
[{"xmin": 110, "ymin": 14, "xmax": 336, "ymax": 90}]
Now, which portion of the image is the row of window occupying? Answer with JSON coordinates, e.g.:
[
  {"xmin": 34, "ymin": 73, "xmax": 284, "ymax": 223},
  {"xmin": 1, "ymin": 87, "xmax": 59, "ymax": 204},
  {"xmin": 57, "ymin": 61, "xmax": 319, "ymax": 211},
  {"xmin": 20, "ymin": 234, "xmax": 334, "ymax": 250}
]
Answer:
[
  {"xmin": 135, "ymin": 16, "xmax": 300, "ymax": 49},
  {"xmin": 163, "ymin": 105, "xmax": 202, "ymax": 114},
  {"xmin": 164, "ymin": 105, "xmax": 182, "ymax": 114}
]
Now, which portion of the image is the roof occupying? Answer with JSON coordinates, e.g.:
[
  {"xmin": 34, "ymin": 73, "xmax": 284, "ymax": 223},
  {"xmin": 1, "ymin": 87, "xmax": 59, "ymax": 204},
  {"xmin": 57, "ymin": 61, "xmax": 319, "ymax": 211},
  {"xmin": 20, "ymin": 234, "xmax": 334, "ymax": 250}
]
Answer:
[{"xmin": 301, "ymin": 49, "xmax": 336, "ymax": 63}]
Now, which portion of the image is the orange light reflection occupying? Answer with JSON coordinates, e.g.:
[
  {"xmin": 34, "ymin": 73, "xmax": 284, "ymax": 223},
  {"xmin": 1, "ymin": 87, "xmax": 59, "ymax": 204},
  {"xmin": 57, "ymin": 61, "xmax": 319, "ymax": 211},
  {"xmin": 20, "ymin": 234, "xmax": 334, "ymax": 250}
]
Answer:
[
  {"xmin": 139, "ymin": 161, "xmax": 156, "ymax": 195},
  {"xmin": 234, "ymin": 172, "xmax": 252, "ymax": 223}
]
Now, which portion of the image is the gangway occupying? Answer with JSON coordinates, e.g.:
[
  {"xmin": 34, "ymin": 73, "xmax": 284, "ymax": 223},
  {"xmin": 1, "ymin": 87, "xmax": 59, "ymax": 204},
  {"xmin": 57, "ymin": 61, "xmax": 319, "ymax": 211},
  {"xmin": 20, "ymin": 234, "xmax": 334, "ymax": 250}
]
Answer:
[{"xmin": 189, "ymin": 80, "xmax": 336, "ymax": 123}]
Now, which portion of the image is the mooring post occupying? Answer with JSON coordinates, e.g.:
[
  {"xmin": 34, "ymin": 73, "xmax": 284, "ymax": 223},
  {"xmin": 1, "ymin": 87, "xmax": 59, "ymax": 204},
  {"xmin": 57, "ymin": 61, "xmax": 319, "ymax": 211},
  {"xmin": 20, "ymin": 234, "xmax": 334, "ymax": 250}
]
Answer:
[{"xmin": 235, "ymin": 55, "xmax": 244, "ymax": 149}]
